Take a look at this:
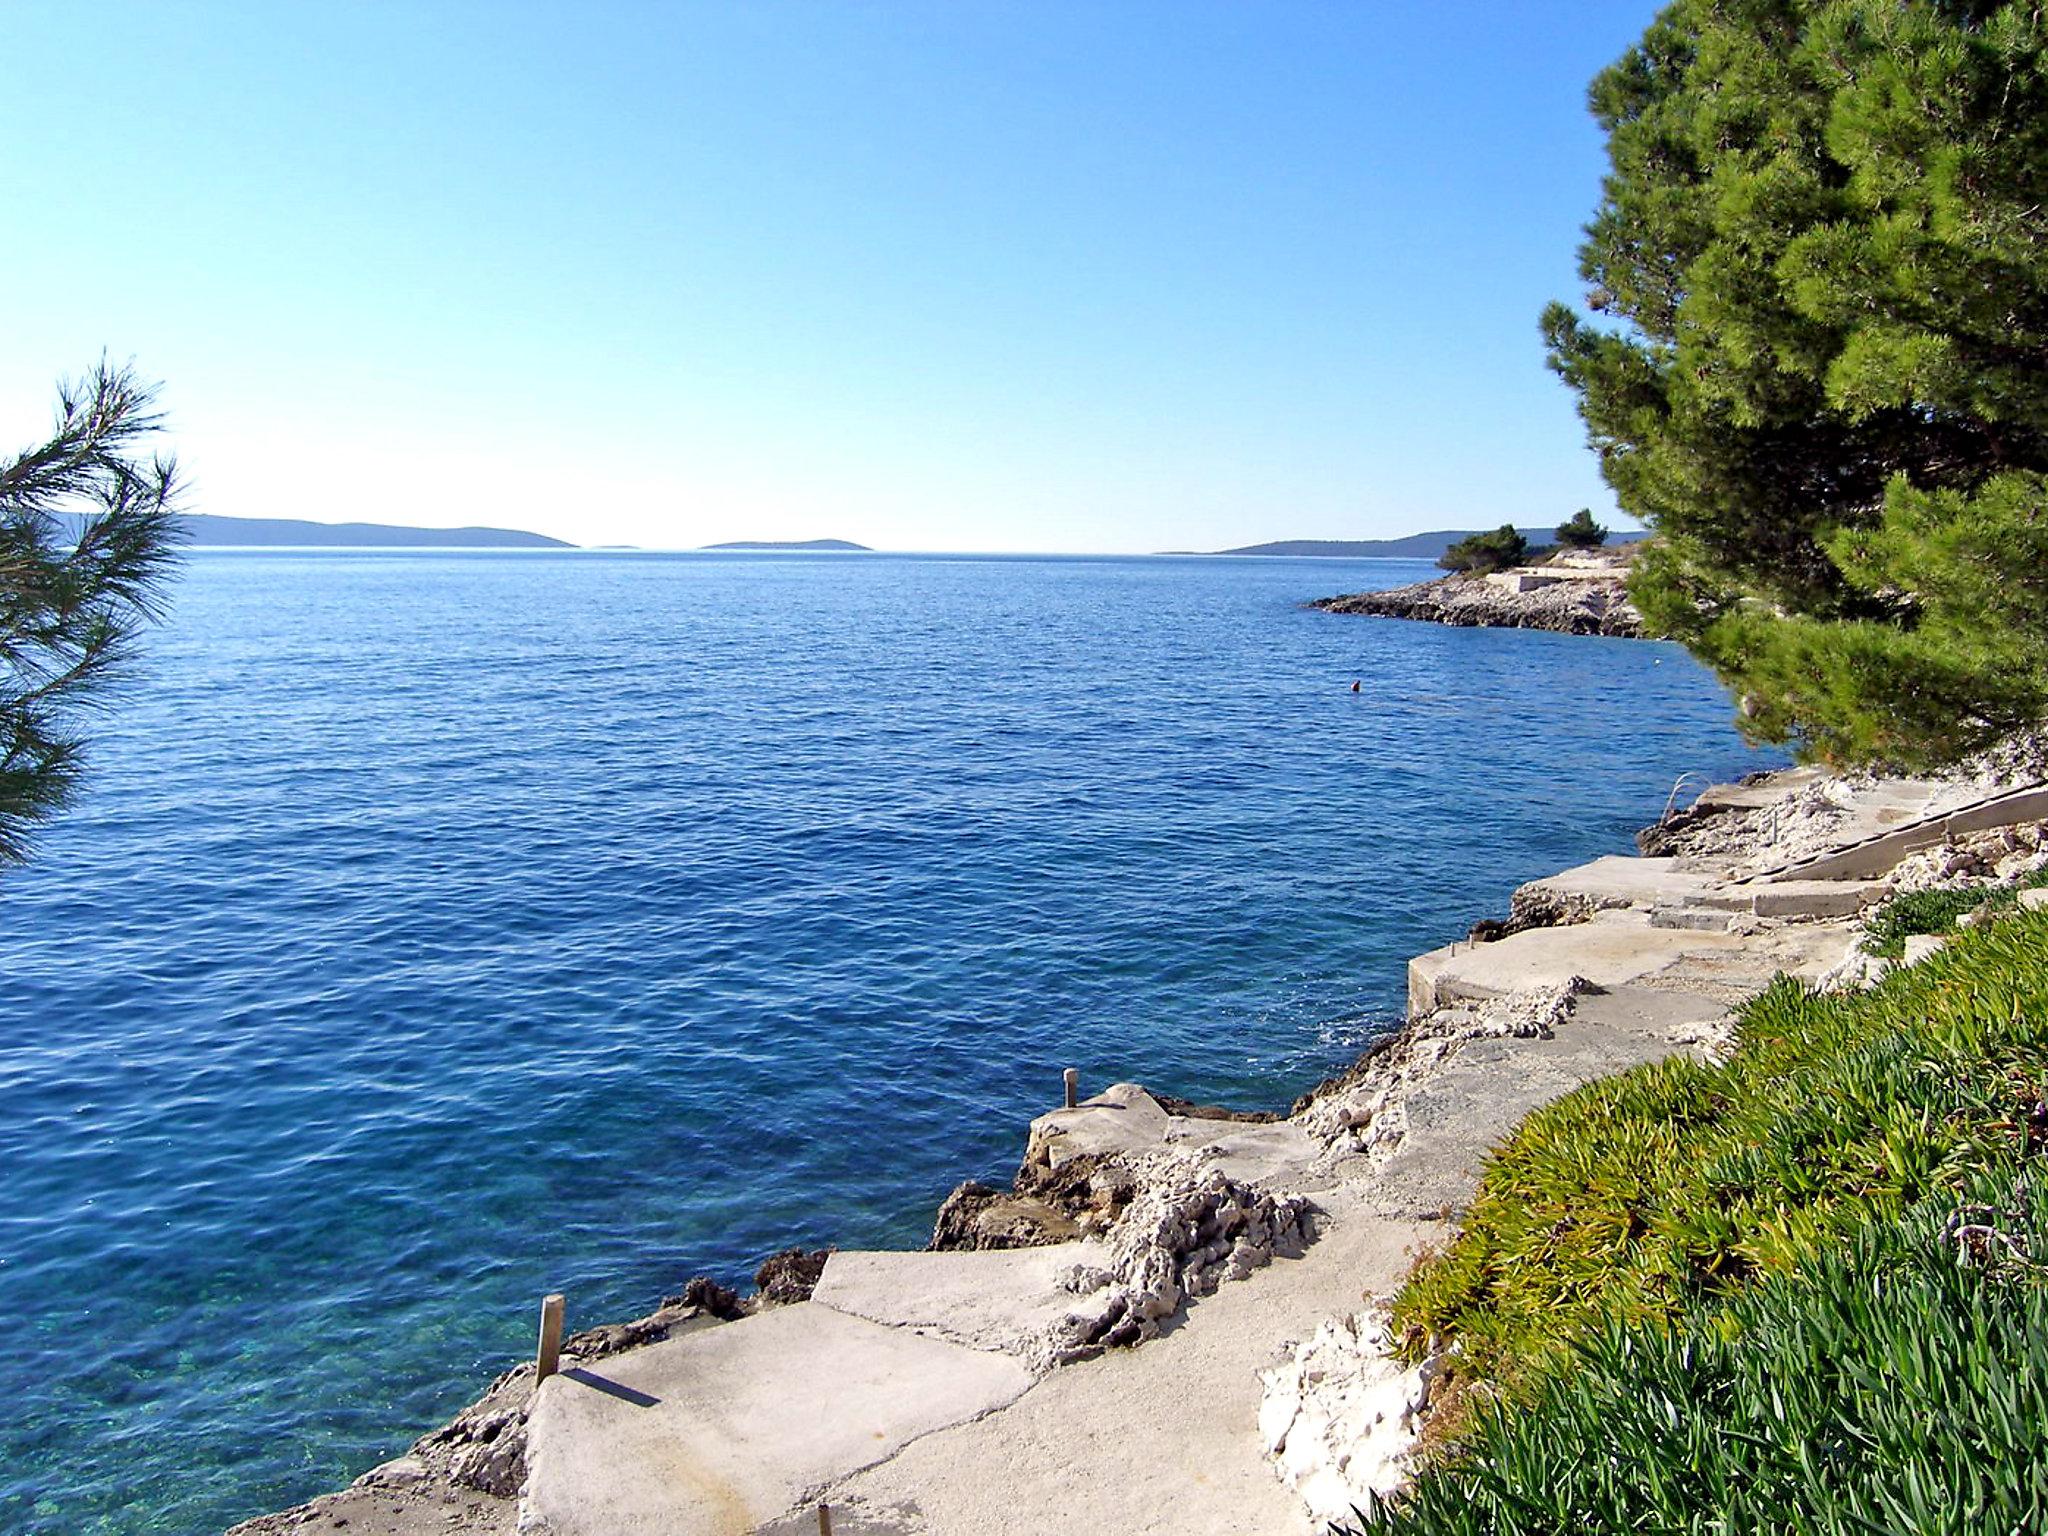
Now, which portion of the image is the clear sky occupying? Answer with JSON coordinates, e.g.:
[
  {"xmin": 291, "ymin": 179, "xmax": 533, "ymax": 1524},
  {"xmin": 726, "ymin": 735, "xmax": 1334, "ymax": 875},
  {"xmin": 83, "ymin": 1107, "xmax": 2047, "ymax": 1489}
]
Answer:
[{"xmin": 3, "ymin": 2, "xmax": 1661, "ymax": 553}]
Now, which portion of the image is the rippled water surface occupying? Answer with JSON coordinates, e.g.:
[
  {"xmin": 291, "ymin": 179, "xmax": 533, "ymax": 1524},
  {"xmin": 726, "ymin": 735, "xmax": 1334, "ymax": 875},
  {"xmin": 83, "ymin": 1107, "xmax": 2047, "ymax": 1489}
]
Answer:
[{"xmin": 2, "ymin": 551, "xmax": 1776, "ymax": 1532}]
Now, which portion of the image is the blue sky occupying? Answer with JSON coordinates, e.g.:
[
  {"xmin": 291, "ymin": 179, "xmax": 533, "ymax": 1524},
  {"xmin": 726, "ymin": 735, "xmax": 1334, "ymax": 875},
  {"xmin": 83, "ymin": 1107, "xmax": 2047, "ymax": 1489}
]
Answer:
[{"xmin": 2, "ymin": 2, "xmax": 1660, "ymax": 552}]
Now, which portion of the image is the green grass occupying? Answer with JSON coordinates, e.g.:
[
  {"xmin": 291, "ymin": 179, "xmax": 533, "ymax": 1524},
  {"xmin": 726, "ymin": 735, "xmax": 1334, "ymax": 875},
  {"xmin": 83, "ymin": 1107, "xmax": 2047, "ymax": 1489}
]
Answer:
[
  {"xmin": 1390, "ymin": 911, "xmax": 2048, "ymax": 1400},
  {"xmin": 1347, "ymin": 1169, "xmax": 2048, "ymax": 1536}
]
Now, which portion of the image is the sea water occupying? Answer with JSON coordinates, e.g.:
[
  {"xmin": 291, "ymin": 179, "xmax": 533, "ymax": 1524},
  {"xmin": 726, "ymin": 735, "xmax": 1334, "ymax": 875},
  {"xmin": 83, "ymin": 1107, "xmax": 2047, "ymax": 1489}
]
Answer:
[{"xmin": 1, "ymin": 550, "xmax": 1776, "ymax": 1533}]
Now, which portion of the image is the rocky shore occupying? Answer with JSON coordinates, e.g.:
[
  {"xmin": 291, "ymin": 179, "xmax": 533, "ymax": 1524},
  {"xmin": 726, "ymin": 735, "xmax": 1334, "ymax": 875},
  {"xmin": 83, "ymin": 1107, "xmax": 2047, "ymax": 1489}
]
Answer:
[
  {"xmin": 228, "ymin": 751, "xmax": 2048, "ymax": 1536},
  {"xmin": 1313, "ymin": 544, "xmax": 1644, "ymax": 638}
]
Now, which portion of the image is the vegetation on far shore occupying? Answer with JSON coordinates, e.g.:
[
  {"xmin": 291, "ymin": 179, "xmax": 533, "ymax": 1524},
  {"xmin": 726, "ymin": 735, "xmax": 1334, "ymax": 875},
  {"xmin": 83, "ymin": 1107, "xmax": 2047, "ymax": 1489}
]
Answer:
[{"xmin": 1436, "ymin": 525, "xmax": 1529, "ymax": 575}]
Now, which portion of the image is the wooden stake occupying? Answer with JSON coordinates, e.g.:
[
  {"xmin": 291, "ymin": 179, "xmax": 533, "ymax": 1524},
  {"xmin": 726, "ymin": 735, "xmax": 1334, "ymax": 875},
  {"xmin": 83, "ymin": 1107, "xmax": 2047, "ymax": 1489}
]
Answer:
[
  {"xmin": 817, "ymin": 1504, "xmax": 833, "ymax": 1536},
  {"xmin": 536, "ymin": 1293, "xmax": 565, "ymax": 1383},
  {"xmin": 1063, "ymin": 1067, "xmax": 1079, "ymax": 1109}
]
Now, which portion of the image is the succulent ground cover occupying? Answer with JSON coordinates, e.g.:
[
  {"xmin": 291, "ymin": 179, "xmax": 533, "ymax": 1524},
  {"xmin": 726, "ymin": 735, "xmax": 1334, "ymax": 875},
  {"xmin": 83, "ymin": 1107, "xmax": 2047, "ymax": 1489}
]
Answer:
[
  {"xmin": 1858, "ymin": 870, "xmax": 2048, "ymax": 960},
  {"xmin": 1352, "ymin": 910, "xmax": 2048, "ymax": 1534}
]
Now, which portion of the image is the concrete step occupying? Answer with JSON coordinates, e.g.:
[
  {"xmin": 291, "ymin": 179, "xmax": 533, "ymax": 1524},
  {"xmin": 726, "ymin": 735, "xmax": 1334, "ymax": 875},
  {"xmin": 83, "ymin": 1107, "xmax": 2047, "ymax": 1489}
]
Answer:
[
  {"xmin": 519, "ymin": 1300, "xmax": 1034, "ymax": 1536},
  {"xmin": 1740, "ymin": 877, "xmax": 1882, "ymax": 919},
  {"xmin": 1407, "ymin": 910, "xmax": 1753, "ymax": 1014},
  {"xmin": 1517, "ymin": 854, "xmax": 1726, "ymax": 912},
  {"xmin": 1407, "ymin": 907, "xmax": 1857, "ymax": 1016}
]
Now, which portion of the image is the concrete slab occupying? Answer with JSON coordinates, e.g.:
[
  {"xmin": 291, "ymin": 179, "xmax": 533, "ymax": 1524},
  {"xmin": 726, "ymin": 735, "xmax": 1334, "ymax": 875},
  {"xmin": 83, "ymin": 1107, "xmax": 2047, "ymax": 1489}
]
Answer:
[
  {"xmin": 1407, "ymin": 909, "xmax": 1754, "ymax": 1014},
  {"xmin": 1162, "ymin": 1117, "xmax": 1324, "ymax": 1189},
  {"xmin": 811, "ymin": 1243, "xmax": 1113, "ymax": 1362},
  {"xmin": 810, "ymin": 1191, "xmax": 1430, "ymax": 1536},
  {"xmin": 519, "ymin": 1302, "xmax": 1034, "ymax": 1536},
  {"xmin": 1366, "ymin": 986, "xmax": 1723, "ymax": 1220}
]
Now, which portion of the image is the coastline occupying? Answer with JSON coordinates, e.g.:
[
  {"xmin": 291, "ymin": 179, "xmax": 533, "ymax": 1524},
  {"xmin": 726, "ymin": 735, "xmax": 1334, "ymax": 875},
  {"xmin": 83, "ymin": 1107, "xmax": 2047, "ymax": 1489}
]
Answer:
[
  {"xmin": 1312, "ymin": 545, "xmax": 1645, "ymax": 638},
  {"xmin": 226, "ymin": 755, "xmax": 2047, "ymax": 1534}
]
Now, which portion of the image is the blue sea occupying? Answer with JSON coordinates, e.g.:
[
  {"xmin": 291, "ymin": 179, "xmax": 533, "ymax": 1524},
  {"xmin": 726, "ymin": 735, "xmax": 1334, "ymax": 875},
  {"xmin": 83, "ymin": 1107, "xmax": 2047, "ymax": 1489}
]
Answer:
[{"xmin": 2, "ymin": 550, "xmax": 1775, "ymax": 1534}]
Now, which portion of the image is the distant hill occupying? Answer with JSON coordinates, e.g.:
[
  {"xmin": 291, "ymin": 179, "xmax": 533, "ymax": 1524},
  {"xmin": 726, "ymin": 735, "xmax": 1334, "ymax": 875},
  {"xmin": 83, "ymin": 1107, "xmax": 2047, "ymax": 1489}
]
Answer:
[
  {"xmin": 179, "ymin": 514, "xmax": 571, "ymax": 548},
  {"xmin": 1198, "ymin": 528, "xmax": 1650, "ymax": 559},
  {"xmin": 703, "ymin": 538, "xmax": 872, "ymax": 552}
]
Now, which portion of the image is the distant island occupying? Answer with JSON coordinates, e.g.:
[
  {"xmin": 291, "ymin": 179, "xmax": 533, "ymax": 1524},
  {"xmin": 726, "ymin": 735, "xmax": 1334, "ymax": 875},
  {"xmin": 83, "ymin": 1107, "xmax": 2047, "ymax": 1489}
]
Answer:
[
  {"xmin": 180, "ymin": 514, "xmax": 572, "ymax": 548},
  {"xmin": 702, "ymin": 538, "xmax": 872, "ymax": 552},
  {"xmin": 1186, "ymin": 529, "xmax": 1649, "ymax": 560}
]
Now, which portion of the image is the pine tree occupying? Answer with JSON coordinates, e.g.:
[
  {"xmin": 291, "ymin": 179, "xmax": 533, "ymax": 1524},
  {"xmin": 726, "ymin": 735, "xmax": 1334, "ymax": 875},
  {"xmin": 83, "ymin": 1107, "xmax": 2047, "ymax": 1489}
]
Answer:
[
  {"xmin": 1556, "ymin": 509, "xmax": 1609, "ymax": 548},
  {"xmin": 1, "ymin": 364, "xmax": 182, "ymax": 868},
  {"xmin": 1546, "ymin": 1, "xmax": 2048, "ymax": 768},
  {"xmin": 1439, "ymin": 524, "xmax": 1529, "ymax": 574}
]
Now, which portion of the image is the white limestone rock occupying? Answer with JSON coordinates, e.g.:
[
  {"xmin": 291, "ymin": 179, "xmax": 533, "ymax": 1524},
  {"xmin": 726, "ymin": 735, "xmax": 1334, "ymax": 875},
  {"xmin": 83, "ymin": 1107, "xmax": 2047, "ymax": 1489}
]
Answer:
[{"xmin": 1259, "ymin": 1309, "xmax": 1438, "ymax": 1529}]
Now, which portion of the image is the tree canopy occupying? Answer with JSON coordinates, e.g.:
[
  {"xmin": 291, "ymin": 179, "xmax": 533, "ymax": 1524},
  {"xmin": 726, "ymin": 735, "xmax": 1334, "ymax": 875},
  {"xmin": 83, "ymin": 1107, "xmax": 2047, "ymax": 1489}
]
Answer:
[
  {"xmin": 1546, "ymin": 0, "xmax": 2048, "ymax": 768},
  {"xmin": 1556, "ymin": 509, "xmax": 1609, "ymax": 548},
  {"xmin": 1, "ymin": 364, "xmax": 182, "ymax": 868}
]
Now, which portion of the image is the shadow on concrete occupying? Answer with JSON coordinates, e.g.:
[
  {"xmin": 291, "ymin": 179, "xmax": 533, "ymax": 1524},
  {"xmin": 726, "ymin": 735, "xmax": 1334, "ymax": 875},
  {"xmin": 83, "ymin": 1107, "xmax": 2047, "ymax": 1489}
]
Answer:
[{"xmin": 562, "ymin": 1367, "xmax": 660, "ymax": 1408}]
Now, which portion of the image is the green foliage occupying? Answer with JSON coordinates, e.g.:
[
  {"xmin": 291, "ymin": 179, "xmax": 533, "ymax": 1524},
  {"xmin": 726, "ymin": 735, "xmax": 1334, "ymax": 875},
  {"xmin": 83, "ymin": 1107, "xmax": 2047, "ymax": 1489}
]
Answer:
[
  {"xmin": 1438, "ymin": 525, "xmax": 1529, "ymax": 574},
  {"xmin": 1548, "ymin": 1, "xmax": 2048, "ymax": 769},
  {"xmin": 1860, "ymin": 885, "xmax": 2000, "ymax": 958},
  {"xmin": 1347, "ymin": 1168, "xmax": 2048, "ymax": 1536},
  {"xmin": 1391, "ymin": 913, "xmax": 2048, "ymax": 1393},
  {"xmin": 1554, "ymin": 509, "xmax": 1608, "ymax": 548},
  {"xmin": 1857, "ymin": 868, "xmax": 2048, "ymax": 956},
  {"xmin": 1, "ymin": 363, "xmax": 182, "ymax": 869}
]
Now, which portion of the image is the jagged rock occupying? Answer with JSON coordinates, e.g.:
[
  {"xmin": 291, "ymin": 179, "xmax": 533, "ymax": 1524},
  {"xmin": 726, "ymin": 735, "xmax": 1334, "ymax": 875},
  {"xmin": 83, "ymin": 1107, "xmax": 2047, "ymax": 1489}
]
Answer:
[
  {"xmin": 931, "ymin": 1142, "xmax": 1151, "ymax": 1254},
  {"xmin": 669, "ymin": 1275, "xmax": 745, "ymax": 1321},
  {"xmin": 928, "ymin": 1181, "xmax": 1082, "ymax": 1251},
  {"xmin": 411, "ymin": 1379, "xmax": 532, "ymax": 1499},
  {"xmin": 1470, "ymin": 884, "xmax": 1613, "ymax": 942},
  {"xmin": 444, "ymin": 1409, "xmax": 527, "ymax": 1498},
  {"xmin": 1290, "ymin": 1034, "xmax": 1402, "ymax": 1118},
  {"xmin": 1019, "ymin": 1149, "xmax": 1143, "ymax": 1229},
  {"xmin": 753, "ymin": 1246, "xmax": 831, "ymax": 1307},
  {"xmin": 1035, "ymin": 1154, "xmax": 1314, "ymax": 1365},
  {"xmin": 1312, "ymin": 563, "xmax": 1644, "ymax": 638},
  {"xmin": 1149, "ymin": 1094, "xmax": 1280, "ymax": 1124},
  {"xmin": 562, "ymin": 1299, "xmax": 702, "ymax": 1360}
]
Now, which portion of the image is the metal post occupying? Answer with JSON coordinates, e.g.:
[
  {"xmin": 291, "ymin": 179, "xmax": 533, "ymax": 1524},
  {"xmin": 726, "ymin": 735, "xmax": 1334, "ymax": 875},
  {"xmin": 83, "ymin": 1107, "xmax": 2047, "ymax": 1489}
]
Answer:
[
  {"xmin": 536, "ymin": 1293, "xmax": 565, "ymax": 1383},
  {"xmin": 1063, "ymin": 1067, "xmax": 1079, "ymax": 1109}
]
